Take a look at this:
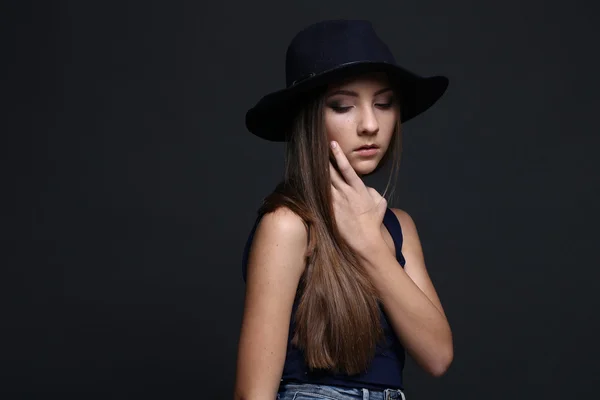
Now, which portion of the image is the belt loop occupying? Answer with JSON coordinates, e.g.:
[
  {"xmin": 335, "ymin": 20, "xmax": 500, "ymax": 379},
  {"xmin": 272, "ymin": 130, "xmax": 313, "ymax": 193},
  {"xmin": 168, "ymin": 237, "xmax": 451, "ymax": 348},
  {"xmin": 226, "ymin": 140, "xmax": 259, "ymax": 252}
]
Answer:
[{"xmin": 362, "ymin": 388, "xmax": 369, "ymax": 400}]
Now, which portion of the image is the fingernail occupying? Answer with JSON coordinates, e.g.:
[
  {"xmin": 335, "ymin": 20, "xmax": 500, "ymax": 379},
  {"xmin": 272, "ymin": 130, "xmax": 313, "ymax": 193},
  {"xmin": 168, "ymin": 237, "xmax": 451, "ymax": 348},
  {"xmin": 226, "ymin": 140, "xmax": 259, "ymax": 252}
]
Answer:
[{"xmin": 330, "ymin": 141, "xmax": 337, "ymax": 149}]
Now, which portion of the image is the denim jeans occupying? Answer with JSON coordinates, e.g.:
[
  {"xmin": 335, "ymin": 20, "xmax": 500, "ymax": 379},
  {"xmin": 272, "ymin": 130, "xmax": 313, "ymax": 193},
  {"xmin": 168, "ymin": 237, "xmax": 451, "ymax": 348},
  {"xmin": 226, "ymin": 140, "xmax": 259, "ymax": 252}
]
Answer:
[{"xmin": 277, "ymin": 383, "xmax": 406, "ymax": 400}]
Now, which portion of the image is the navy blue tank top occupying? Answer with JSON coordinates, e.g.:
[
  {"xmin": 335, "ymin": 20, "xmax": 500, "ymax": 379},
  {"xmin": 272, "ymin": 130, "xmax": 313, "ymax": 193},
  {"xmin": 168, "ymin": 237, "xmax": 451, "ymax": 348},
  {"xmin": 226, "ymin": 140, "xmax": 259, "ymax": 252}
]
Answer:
[{"xmin": 242, "ymin": 208, "xmax": 407, "ymax": 390}]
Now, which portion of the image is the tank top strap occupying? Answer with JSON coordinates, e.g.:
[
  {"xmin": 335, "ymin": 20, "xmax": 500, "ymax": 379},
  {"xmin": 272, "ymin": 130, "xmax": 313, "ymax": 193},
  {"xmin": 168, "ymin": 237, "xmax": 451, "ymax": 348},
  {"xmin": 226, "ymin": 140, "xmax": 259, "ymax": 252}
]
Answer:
[{"xmin": 383, "ymin": 208, "xmax": 406, "ymax": 267}]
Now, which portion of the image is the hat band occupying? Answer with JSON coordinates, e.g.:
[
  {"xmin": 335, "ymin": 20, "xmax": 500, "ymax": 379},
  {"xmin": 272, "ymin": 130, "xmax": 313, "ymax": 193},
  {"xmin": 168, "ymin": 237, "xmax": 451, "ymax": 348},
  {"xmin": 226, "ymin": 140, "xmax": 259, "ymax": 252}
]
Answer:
[{"xmin": 290, "ymin": 72, "xmax": 316, "ymax": 87}]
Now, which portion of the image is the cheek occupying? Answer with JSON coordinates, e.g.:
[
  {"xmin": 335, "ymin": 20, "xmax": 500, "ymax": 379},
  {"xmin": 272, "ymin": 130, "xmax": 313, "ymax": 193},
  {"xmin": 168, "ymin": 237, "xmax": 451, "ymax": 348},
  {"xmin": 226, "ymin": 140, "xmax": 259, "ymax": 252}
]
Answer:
[
  {"xmin": 381, "ymin": 114, "xmax": 398, "ymax": 141},
  {"xmin": 324, "ymin": 113, "xmax": 354, "ymax": 142}
]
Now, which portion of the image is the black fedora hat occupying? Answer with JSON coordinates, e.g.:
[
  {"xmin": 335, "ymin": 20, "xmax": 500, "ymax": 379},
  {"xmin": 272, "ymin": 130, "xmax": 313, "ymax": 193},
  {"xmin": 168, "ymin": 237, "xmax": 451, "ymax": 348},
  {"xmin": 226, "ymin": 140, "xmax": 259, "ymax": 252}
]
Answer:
[{"xmin": 245, "ymin": 20, "xmax": 449, "ymax": 142}]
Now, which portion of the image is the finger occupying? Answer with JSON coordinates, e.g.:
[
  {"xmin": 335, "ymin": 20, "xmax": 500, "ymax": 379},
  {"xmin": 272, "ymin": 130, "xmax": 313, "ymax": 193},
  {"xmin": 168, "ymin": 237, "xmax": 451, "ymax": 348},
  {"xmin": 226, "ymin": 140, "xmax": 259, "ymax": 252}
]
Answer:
[
  {"xmin": 330, "ymin": 141, "xmax": 362, "ymax": 188},
  {"xmin": 330, "ymin": 184, "xmax": 344, "ymax": 216},
  {"xmin": 330, "ymin": 183, "xmax": 340, "ymax": 203},
  {"xmin": 329, "ymin": 161, "xmax": 347, "ymax": 190}
]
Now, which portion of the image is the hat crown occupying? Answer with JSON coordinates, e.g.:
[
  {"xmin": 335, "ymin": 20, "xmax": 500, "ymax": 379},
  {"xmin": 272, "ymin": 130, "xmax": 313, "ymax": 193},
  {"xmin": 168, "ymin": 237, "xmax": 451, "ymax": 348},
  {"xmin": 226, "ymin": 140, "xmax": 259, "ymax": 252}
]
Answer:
[{"xmin": 285, "ymin": 20, "xmax": 396, "ymax": 87}]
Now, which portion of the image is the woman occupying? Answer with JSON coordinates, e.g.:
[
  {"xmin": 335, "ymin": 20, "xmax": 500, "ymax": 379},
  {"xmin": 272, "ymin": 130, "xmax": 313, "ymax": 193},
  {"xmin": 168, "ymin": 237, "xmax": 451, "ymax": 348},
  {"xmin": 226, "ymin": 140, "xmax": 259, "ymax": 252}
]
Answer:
[{"xmin": 234, "ymin": 20, "xmax": 453, "ymax": 400}]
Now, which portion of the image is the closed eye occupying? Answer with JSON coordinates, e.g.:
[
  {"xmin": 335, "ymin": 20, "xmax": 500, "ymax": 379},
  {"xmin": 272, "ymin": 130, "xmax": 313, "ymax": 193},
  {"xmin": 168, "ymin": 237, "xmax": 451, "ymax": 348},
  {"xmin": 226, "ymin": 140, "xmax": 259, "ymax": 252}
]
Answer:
[
  {"xmin": 328, "ymin": 98, "xmax": 395, "ymax": 113},
  {"xmin": 375, "ymin": 99, "xmax": 395, "ymax": 109},
  {"xmin": 328, "ymin": 104, "xmax": 353, "ymax": 113}
]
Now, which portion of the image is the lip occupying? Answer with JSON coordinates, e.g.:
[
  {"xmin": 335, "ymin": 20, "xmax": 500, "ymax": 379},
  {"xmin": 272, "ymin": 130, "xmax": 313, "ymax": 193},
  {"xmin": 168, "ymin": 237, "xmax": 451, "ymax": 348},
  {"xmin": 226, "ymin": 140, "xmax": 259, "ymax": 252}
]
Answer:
[{"xmin": 354, "ymin": 145, "xmax": 380, "ymax": 157}]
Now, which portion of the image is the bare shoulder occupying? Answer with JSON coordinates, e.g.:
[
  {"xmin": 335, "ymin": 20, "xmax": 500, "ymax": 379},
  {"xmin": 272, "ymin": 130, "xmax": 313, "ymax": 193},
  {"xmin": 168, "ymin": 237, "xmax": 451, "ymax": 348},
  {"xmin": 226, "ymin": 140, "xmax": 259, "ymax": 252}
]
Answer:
[
  {"xmin": 389, "ymin": 208, "xmax": 419, "ymax": 237},
  {"xmin": 389, "ymin": 208, "xmax": 424, "ymax": 259},
  {"xmin": 256, "ymin": 206, "xmax": 307, "ymax": 240},
  {"xmin": 253, "ymin": 206, "xmax": 308, "ymax": 254},
  {"xmin": 248, "ymin": 206, "xmax": 308, "ymax": 280}
]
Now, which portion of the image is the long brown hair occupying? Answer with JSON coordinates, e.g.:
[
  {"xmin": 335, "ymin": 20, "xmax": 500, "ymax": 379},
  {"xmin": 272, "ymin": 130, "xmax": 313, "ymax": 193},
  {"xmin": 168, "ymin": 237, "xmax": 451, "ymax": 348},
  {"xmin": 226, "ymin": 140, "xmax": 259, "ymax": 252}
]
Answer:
[{"xmin": 258, "ymin": 85, "xmax": 403, "ymax": 375}]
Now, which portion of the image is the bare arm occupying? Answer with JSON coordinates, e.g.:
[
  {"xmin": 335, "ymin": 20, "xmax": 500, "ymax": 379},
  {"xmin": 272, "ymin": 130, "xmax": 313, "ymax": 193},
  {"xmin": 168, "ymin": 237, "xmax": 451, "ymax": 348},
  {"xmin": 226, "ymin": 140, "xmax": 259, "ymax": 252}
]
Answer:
[
  {"xmin": 361, "ymin": 208, "xmax": 453, "ymax": 377},
  {"xmin": 326, "ymin": 140, "xmax": 453, "ymax": 377},
  {"xmin": 234, "ymin": 208, "xmax": 307, "ymax": 400}
]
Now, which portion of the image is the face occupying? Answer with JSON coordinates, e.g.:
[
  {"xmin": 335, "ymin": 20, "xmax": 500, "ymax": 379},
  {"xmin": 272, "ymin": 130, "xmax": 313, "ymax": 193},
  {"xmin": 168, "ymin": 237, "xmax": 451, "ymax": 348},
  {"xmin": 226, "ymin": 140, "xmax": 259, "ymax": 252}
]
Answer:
[{"xmin": 324, "ymin": 72, "xmax": 400, "ymax": 177}]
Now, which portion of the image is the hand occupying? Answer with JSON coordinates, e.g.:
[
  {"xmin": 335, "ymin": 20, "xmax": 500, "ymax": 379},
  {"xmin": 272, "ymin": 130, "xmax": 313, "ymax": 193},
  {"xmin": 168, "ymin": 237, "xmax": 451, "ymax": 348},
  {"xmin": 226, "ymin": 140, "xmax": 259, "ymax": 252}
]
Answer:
[{"xmin": 329, "ymin": 140, "xmax": 387, "ymax": 256}]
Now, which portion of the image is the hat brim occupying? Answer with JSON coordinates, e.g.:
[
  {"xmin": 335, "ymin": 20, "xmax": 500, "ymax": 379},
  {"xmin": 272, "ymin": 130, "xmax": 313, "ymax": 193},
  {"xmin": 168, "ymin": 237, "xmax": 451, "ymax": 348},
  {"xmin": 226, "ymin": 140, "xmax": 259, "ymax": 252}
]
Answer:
[{"xmin": 245, "ymin": 61, "xmax": 448, "ymax": 142}]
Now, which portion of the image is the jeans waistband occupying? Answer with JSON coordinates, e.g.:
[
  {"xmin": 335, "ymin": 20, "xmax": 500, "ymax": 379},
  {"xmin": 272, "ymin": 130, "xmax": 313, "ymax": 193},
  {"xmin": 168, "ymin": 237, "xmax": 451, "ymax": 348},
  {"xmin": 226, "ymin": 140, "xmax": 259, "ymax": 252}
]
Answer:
[{"xmin": 279, "ymin": 382, "xmax": 406, "ymax": 400}]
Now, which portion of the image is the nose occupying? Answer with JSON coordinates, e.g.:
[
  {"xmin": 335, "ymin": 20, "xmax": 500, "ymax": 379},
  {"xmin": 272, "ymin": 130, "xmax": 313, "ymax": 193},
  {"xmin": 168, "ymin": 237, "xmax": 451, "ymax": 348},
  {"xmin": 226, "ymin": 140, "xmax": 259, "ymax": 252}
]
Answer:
[{"xmin": 357, "ymin": 106, "xmax": 379, "ymax": 136}]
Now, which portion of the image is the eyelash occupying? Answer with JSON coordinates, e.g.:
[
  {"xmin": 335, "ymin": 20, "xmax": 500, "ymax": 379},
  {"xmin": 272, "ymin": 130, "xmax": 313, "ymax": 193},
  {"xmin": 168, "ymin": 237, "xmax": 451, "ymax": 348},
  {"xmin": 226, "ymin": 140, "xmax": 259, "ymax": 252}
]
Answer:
[{"xmin": 329, "ymin": 100, "xmax": 395, "ymax": 113}]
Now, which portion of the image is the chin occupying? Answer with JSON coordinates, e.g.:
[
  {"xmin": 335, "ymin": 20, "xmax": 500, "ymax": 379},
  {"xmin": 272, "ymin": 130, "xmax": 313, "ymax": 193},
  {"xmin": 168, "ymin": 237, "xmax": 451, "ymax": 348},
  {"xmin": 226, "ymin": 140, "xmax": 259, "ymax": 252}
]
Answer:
[{"xmin": 352, "ymin": 161, "xmax": 379, "ymax": 177}]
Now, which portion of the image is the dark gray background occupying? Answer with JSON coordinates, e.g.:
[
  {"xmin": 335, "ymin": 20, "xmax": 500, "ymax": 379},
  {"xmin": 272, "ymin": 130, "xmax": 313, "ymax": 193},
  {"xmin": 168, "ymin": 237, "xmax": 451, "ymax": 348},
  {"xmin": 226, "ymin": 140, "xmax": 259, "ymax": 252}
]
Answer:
[{"xmin": 4, "ymin": 0, "xmax": 600, "ymax": 398}]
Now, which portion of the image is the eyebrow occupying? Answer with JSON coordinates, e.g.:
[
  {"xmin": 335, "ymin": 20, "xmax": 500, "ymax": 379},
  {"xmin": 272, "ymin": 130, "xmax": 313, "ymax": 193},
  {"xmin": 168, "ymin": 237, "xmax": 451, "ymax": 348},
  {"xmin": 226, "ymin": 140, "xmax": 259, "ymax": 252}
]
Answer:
[{"xmin": 327, "ymin": 87, "xmax": 393, "ymax": 97}]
